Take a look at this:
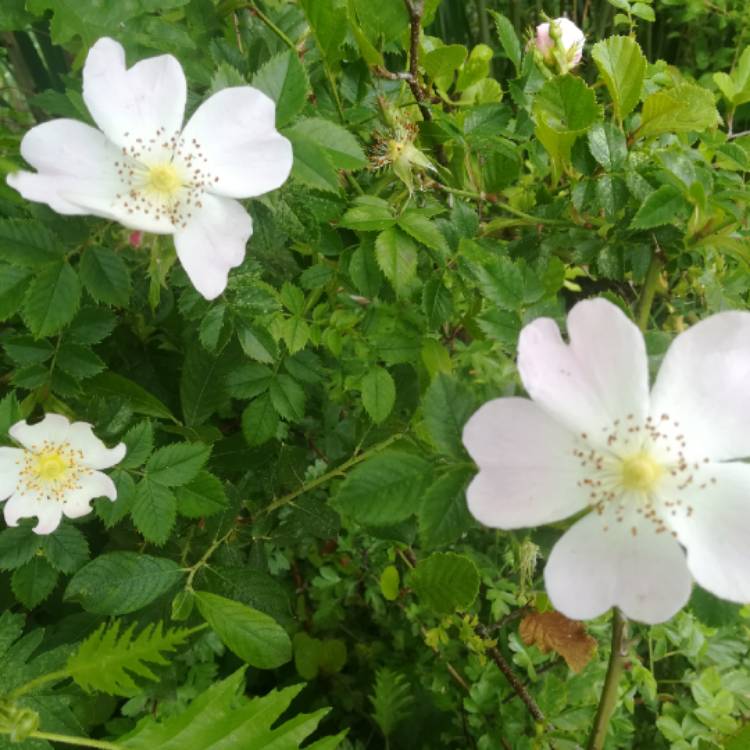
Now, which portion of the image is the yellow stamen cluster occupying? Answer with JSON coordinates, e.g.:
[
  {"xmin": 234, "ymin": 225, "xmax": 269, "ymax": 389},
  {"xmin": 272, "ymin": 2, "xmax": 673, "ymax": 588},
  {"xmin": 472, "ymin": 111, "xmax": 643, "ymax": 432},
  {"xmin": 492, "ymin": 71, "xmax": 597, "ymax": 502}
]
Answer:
[{"xmin": 16, "ymin": 440, "xmax": 90, "ymax": 502}]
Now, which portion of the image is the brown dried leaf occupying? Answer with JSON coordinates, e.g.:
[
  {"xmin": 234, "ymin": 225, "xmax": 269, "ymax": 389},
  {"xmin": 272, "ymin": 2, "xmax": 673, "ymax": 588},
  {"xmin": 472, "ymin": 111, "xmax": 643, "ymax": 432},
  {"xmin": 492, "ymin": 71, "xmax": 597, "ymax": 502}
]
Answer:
[{"xmin": 519, "ymin": 610, "xmax": 597, "ymax": 673}]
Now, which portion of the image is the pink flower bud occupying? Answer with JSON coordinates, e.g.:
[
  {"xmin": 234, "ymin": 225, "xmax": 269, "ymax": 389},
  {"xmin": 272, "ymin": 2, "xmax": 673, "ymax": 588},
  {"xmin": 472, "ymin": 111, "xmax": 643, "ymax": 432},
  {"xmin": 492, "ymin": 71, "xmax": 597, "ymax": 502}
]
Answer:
[
  {"xmin": 535, "ymin": 17, "xmax": 585, "ymax": 69},
  {"xmin": 128, "ymin": 230, "xmax": 142, "ymax": 248}
]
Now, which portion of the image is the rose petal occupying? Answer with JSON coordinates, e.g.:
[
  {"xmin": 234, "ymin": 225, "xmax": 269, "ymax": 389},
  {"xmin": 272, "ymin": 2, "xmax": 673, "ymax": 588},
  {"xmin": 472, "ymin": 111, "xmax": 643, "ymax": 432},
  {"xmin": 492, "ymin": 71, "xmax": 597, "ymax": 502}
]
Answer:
[
  {"xmin": 518, "ymin": 299, "xmax": 649, "ymax": 442},
  {"xmin": 83, "ymin": 37, "xmax": 186, "ymax": 149},
  {"xmin": 10, "ymin": 414, "xmax": 71, "ymax": 451},
  {"xmin": 65, "ymin": 422, "xmax": 126, "ymax": 470},
  {"xmin": 63, "ymin": 470, "xmax": 117, "ymax": 519},
  {"xmin": 173, "ymin": 193, "xmax": 252, "ymax": 299},
  {"xmin": 664, "ymin": 461, "xmax": 750, "ymax": 603},
  {"xmin": 650, "ymin": 311, "xmax": 750, "ymax": 462},
  {"xmin": 180, "ymin": 86, "xmax": 293, "ymax": 199},
  {"xmin": 544, "ymin": 501, "xmax": 692, "ymax": 623},
  {"xmin": 463, "ymin": 398, "xmax": 588, "ymax": 528},
  {"xmin": 0, "ymin": 448, "xmax": 23, "ymax": 499},
  {"xmin": 3, "ymin": 492, "xmax": 63, "ymax": 535}
]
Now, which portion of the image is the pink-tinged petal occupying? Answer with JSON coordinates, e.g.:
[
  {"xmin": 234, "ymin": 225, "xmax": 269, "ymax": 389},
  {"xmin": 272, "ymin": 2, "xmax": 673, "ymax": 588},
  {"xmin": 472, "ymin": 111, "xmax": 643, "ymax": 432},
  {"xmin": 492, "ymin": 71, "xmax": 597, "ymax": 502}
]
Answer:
[
  {"xmin": 180, "ymin": 87, "xmax": 293, "ymax": 199},
  {"xmin": 10, "ymin": 414, "xmax": 71, "ymax": 451},
  {"xmin": 7, "ymin": 119, "xmax": 121, "ymax": 215},
  {"xmin": 3, "ymin": 493, "xmax": 63, "ymax": 535},
  {"xmin": 463, "ymin": 398, "xmax": 588, "ymax": 528},
  {"xmin": 545, "ymin": 502, "xmax": 692, "ymax": 624},
  {"xmin": 0, "ymin": 448, "xmax": 23, "ymax": 499},
  {"xmin": 173, "ymin": 193, "xmax": 251, "ymax": 300},
  {"xmin": 66, "ymin": 422, "xmax": 126, "ymax": 470},
  {"xmin": 665, "ymin": 461, "xmax": 750, "ymax": 603},
  {"xmin": 650, "ymin": 311, "xmax": 750, "ymax": 462},
  {"xmin": 518, "ymin": 299, "xmax": 649, "ymax": 442},
  {"xmin": 63, "ymin": 471, "xmax": 117, "ymax": 519},
  {"xmin": 83, "ymin": 37, "xmax": 186, "ymax": 148}
]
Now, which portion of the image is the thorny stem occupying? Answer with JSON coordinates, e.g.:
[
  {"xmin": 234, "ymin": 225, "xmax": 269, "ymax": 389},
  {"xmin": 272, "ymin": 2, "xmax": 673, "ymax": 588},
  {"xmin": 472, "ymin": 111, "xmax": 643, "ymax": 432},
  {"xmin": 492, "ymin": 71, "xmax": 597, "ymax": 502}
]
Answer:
[
  {"xmin": 261, "ymin": 433, "xmax": 405, "ymax": 516},
  {"xmin": 401, "ymin": 0, "xmax": 433, "ymax": 122},
  {"xmin": 586, "ymin": 609, "xmax": 628, "ymax": 750},
  {"xmin": 636, "ymin": 246, "xmax": 664, "ymax": 332}
]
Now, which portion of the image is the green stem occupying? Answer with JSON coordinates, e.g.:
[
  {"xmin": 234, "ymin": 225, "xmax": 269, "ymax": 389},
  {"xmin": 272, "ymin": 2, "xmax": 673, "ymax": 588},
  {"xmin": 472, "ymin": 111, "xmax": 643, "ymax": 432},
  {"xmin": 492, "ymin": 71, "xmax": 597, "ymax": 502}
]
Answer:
[
  {"xmin": 8, "ymin": 669, "xmax": 70, "ymax": 700},
  {"xmin": 246, "ymin": 2, "xmax": 296, "ymax": 49},
  {"xmin": 261, "ymin": 433, "xmax": 405, "ymax": 516},
  {"xmin": 585, "ymin": 608, "xmax": 628, "ymax": 750},
  {"xmin": 636, "ymin": 250, "xmax": 663, "ymax": 332},
  {"xmin": 29, "ymin": 731, "xmax": 122, "ymax": 750},
  {"xmin": 185, "ymin": 528, "xmax": 236, "ymax": 589}
]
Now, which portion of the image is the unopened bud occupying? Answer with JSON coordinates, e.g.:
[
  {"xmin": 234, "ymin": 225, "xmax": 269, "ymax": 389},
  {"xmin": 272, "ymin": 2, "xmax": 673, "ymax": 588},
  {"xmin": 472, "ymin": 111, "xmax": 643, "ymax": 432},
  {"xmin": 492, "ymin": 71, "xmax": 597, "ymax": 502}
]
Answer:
[{"xmin": 534, "ymin": 17, "xmax": 585, "ymax": 71}]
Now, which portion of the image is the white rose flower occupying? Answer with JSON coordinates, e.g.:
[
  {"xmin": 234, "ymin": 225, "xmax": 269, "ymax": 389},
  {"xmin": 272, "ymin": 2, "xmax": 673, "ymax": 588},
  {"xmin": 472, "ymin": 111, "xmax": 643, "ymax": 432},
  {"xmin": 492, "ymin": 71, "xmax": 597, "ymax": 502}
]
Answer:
[
  {"xmin": 463, "ymin": 298, "xmax": 750, "ymax": 624},
  {"xmin": 6, "ymin": 37, "xmax": 293, "ymax": 300},
  {"xmin": 535, "ymin": 17, "xmax": 585, "ymax": 70},
  {"xmin": 0, "ymin": 413, "xmax": 126, "ymax": 534}
]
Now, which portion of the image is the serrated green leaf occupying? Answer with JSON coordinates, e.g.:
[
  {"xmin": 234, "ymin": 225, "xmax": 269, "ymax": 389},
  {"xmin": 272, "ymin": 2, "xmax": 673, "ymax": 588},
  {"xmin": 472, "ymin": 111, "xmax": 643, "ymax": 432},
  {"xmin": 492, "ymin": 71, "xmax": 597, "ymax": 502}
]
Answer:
[
  {"xmin": 237, "ymin": 323, "xmax": 277, "ymax": 364},
  {"xmin": 132, "ymin": 479, "xmax": 176, "ymax": 545},
  {"xmin": 587, "ymin": 121, "xmax": 627, "ymax": 171},
  {"xmin": 4, "ymin": 335, "xmax": 54, "ymax": 366},
  {"xmin": 397, "ymin": 212, "xmax": 449, "ymax": 253},
  {"xmin": 280, "ymin": 316, "xmax": 310, "ymax": 354},
  {"xmin": 88, "ymin": 372, "xmax": 176, "ymax": 422},
  {"xmin": 55, "ymin": 343, "xmax": 105, "ymax": 379},
  {"xmin": 422, "ymin": 280, "xmax": 453, "ymax": 328},
  {"xmin": 533, "ymin": 75, "xmax": 600, "ymax": 134},
  {"xmin": 333, "ymin": 450, "xmax": 432, "ymax": 526},
  {"xmin": 592, "ymin": 36, "xmax": 646, "ymax": 121},
  {"xmin": 252, "ymin": 50, "xmax": 309, "ymax": 128},
  {"xmin": 68, "ymin": 620, "xmax": 194, "ymax": 696},
  {"xmin": 0, "ymin": 219, "xmax": 62, "ymax": 267},
  {"xmin": 95, "ymin": 469, "xmax": 135, "ymax": 528},
  {"xmin": 65, "ymin": 552, "xmax": 183, "ymax": 615},
  {"xmin": 0, "ymin": 526, "xmax": 42, "ymax": 570},
  {"xmin": 340, "ymin": 197, "xmax": 395, "ymax": 231},
  {"xmin": 269, "ymin": 374, "xmax": 306, "ymax": 422},
  {"xmin": 12, "ymin": 557, "xmax": 59, "ymax": 609},
  {"xmin": 175, "ymin": 471, "xmax": 228, "ymax": 518},
  {"xmin": 285, "ymin": 117, "xmax": 367, "ymax": 170},
  {"xmin": 180, "ymin": 345, "xmax": 230, "ymax": 427},
  {"xmin": 630, "ymin": 185, "xmax": 689, "ymax": 229},
  {"xmin": 299, "ymin": 0, "xmax": 347, "ymax": 66},
  {"xmin": 68, "ymin": 306, "xmax": 116, "ymax": 345},
  {"xmin": 40, "ymin": 524, "xmax": 89, "ymax": 573},
  {"xmin": 0, "ymin": 264, "xmax": 32, "ymax": 320},
  {"xmin": 408, "ymin": 552, "xmax": 480, "ymax": 614},
  {"xmin": 121, "ymin": 421, "xmax": 154, "ymax": 469},
  {"xmin": 198, "ymin": 304, "xmax": 226, "ymax": 352},
  {"xmin": 79, "ymin": 246, "xmax": 131, "ymax": 306},
  {"xmin": 638, "ymin": 84, "xmax": 720, "ymax": 139},
  {"xmin": 489, "ymin": 11, "xmax": 521, "ymax": 73},
  {"xmin": 226, "ymin": 363, "xmax": 273, "ymax": 399},
  {"xmin": 194, "ymin": 591, "xmax": 292, "ymax": 669},
  {"xmin": 146, "ymin": 442, "xmax": 210, "ymax": 487},
  {"xmin": 422, "ymin": 374, "xmax": 476, "ymax": 457},
  {"xmin": 375, "ymin": 227, "xmax": 417, "ymax": 297},
  {"xmin": 361, "ymin": 367, "xmax": 396, "ymax": 424},
  {"xmin": 418, "ymin": 466, "xmax": 475, "ymax": 548},
  {"xmin": 241, "ymin": 393, "xmax": 280, "ymax": 445},
  {"xmin": 22, "ymin": 262, "xmax": 81, "ymax": 338}
]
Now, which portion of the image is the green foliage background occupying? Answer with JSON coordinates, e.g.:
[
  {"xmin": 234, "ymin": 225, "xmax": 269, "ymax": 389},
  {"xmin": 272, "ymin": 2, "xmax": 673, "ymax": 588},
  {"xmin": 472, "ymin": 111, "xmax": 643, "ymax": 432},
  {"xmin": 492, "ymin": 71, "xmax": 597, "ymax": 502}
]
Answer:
[{"xmin": 2, "ymin": 1, "xmax": 750, "ymax": 748}]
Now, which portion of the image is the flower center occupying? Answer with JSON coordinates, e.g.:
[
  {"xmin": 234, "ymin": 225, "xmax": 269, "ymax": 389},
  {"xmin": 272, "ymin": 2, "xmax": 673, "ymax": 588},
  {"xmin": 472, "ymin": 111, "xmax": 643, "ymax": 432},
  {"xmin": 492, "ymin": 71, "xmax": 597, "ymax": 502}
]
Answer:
[
  {"xmin": 147, "ymin": 163, "xmax": 182, "ymax": 196},
  {"xmin": 619, "ymin": 452, "xmax": 663, "ymax": 492},
  {"xmin": 35, "ymin": 451, "xmax": 69, "ymax": 481}
]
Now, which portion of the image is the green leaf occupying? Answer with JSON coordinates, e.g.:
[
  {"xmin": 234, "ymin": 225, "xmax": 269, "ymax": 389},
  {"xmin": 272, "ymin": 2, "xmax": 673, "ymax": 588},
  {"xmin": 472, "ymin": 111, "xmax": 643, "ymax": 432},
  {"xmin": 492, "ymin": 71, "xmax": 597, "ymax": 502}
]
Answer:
[
  {"xmin": 146, "ymin": 442, "xmax": 211, "ymax": 487},
  {"xmin": 40, "ymin": 524, "xmax": 89, "ymax": 573},
  {"xmin": 333, "ymin": 450, "xmax": 433, "ymax": 526},
  {"xmin": 132, "ymin": 479, "xmax": 177, "ymax": 546},
  {"xmin": 78, "ymin": 246, "xmax": 132, "ymax": 306},
  {"xmin": 479, "ymin": 137, "xmax": 522, "ymax": 191},
  {"xmin": 638, "ymin": 84, "xmax": 720, "ymax": 139},
  {"xmin": 0, "ymin": 392, "xmax": 21, "ymax": 441},
  {"xmin": 591, "ymin": 36, "xmax": 646, "ymax": 121},
  {"xmin": 242, "ymin": 393, "xmax": 280, "ymax": 445},
  {"xmin": 340, "ymin": 197, "xmax": 396, "ymax": 231},
  {"xmin": 361, "ymin": 367, "xmax": 396, "ymax": 424},
  {"xmin": 269, "ymin": 374, "xmax": 306, "ymax": 422},
  {"xmin": 0, "ymin": 265, "xmax": 32, "ymax": 321},
  {"xmin": 489, "ymin": 11, "xmax": 522, "ymax": 73},
  {"xmin": 397, "ymin": 212, "xmax": 449, "ymax": 254},
  {"xmin": 11, "ymin": 557, "xmax": 58, "ymax": 608},
  {"xmin": 422, "ymin": 373, "xmax": 477, "ymax": 457},
  {"xmin": 0, "ymin": 219, "xmax": 62, "ymax": 267},
  {"xmin": 87, "ymin": 372, "xmax": 176, "ymax": 422},
  {"xmin": 379, "ymin": 566, "xmax": 400, "ymax": 602},
  {"xmin": 422, "ymin": 279, "xmax": 453, "ymax": 328},
  {"xmin": 65, "ymin": 552, "xmax": 183, "ymax": 615},
  {"xmin": 22, "ymin": 262, "xmax": 81, "ymax": 338},
  {"xmin": 285, "ymin": 117, "xmax": 367, "ymax": 170},
  {"xmin": 533, "ymin": 75, "xmax": 601, "ymax": 134},
  {"xmin": 252, "ymin": 50, "xmax": 309, "ymax": 128},
  {"xmin": 630, "ymin": 185, "xmax": 689, "ymax": 229},
  {"xmin": 225, "ymin": 363, "xmax": 273, "ymax": 399},
  {"xmin": 351, "ymin": 0, "xmax": 408, "ymax": 47},
  {"xmin": 375, "ymin": 227, "xmax": 418, "ymax": 297},
  {"xmin": 175, "ymin": 471, "xmax": 228, "ymax": 518},
  {"xmin": 0, "ymin": 527, "xmax": 43, "ymax": 571},
  {"xmin": 199, "ymin": 304, "xmax": 226, "ymax": 352},
  {"xmin": 280, "ymin": 316, "xmax": 310, "ymax": 354},
  {"xmin": 408, "ymin": 552, "xmax": 480, "ymax": 614},
  {"xmin": 55, "ymin": 343, "xmax": 105, "ymax": 379},
  {"xmin": 370, "ymin": 668, "xmax": 413, "ymax": 737},
  {"xmin": 299, "ymin": 0, "xmax": 347, "ymax": 66},
  {"xmin": 418, "ymin": 466, "xmax": 475, "ymax": 549},
  {"xmin": 4, "ymin": 336, "xmax": 54, "ymax": 365},
  {"xmin": 119, "ymin": 670, "xmax": 335, "ymax": 750},
  {"xmin": 95, "ymin": 469, "xmax": 135, "ymax": 528},
  {"xmin": 690, "ymin": 586, "xmax": 742, "ymax": 627},
  {"xmin": 121, "ymin": 421, "xmax": 154, "ymax": 469},
  {"xmin": 423, "ymin": 45, "xmax": 467, "ymax": 88},
  {"xmin": 631, "ymin": 2, "xmax": 655, "ymax": 21},
  {"xmin": 180, "ymin": 344, "xmax": 229, "ymax": 426},
  {"xmin": 68, "ymin": 306, "xmax": 116, "ymax": 345},
  {"xmin": 237, "ymin": 323, "xmax": 277, "ymax": 364},
  {"xmin": 587, "ymin": 122, "xmax": 627, "ymax": 171},
  {"xmin": 68, "ymin": 620, "xmax": 194, "ymax": 697},
  {"xmin": 194, "ymin": 591, "xmax": 292, "ymax": 669}
]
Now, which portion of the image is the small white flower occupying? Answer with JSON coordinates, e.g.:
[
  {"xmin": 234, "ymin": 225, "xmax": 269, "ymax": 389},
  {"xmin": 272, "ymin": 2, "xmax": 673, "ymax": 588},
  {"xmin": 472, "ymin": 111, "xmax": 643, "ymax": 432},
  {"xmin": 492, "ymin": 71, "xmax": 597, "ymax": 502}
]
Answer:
[
  {"xmin": 0, "ymin": 413, "xmax": 126, "ymax": 534},
  {"xmin": 7, "ymin": 37, "xmax": 293, "ymax": 300},
  {"xmin": 463, "ymin": 299, "xmax": 750, "ymax": 624},
  {"xmin": 535, "ymin": 18, "xmax": 585, "ymax": 70}
]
